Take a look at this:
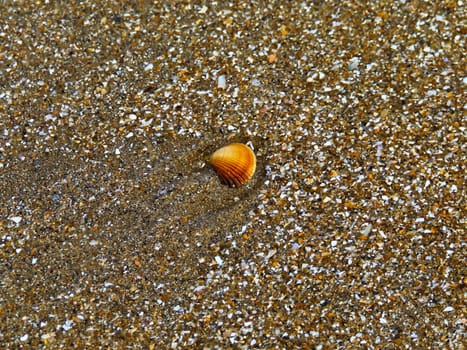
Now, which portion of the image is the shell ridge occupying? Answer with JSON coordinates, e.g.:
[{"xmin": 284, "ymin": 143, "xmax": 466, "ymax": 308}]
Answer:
[{"xmin": 209, "ymin": 143, "xmax": 256, "ymax": 187}]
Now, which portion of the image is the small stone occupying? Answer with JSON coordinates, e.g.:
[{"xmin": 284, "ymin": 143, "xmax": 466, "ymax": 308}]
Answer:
[
  {"xmin": 9, "ymin": 216, "xmax": 22, "ymax": 224},
  {"xmin": 217, "ymin": 75, "xmax": 226, "ymax": 89}
]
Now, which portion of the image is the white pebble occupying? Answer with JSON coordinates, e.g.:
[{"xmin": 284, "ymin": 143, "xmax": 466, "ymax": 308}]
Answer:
[
  {"xmin": 215, "ymin": 255, "xmax": 224, "ymax": 266},
  {"xmin": 144, "ymin": 63, "xmax": 153, "ymax": 71},
  {"xmin": 9, "ymin": 216, "xmax": 22, "ymax": 224},
  {"xmin": 217, "ymin": 75, "xmax": 226, "ymax": 89},
  {"xmin": 62, "ymin": 319, "xmax": 73, "ymax": 331},
  {"xmin": 361, "ymin": 223, "xmax": 372, "ymax": 237}
]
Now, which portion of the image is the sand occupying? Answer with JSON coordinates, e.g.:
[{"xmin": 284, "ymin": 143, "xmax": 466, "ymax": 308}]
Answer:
[{"xmin": 0, "ymin": 1, "xmax": 465, "ymax": 348}]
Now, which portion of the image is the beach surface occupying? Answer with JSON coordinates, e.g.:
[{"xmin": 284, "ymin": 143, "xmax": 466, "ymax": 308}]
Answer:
[{"xmin": 0, "ymin": 1, "xmax": 465, "ymax": 348}]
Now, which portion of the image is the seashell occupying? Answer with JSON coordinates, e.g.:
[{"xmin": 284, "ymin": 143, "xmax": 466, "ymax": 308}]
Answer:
[{"xmin": 209, "ymin": 143, "xmax": 256, "ymax": 187}]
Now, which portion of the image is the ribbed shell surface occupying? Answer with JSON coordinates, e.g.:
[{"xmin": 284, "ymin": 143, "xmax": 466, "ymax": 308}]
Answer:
[{"xmin": 209, "ymin": 143, "xmax": 256, "ymax": 187}]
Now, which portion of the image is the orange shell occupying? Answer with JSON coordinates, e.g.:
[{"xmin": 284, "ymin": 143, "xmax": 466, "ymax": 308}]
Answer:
[{"xmin": 209, "ymin": 143, "xmax": 256, "ymax": 187}]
